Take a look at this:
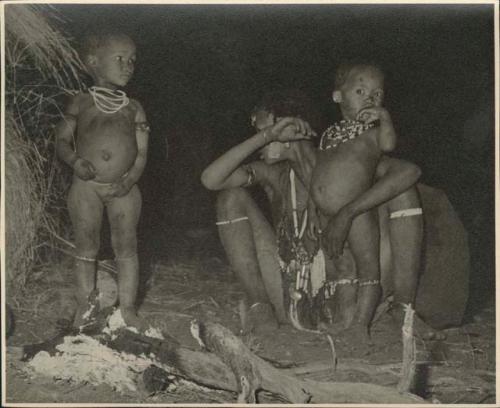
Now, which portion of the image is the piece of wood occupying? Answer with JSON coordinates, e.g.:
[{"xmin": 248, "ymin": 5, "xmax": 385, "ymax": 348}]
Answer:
[
  {"xmin": 195, "ymin": 320, "xmax": 426, "ymax": 404},
  {"xmin": 103, "ymin": 328, "xmax": 237, "ymax": 392},
  {"xmin": 398, "ymin": 304, "xmax": 417, "ymax": 393},
  {"xmin": 195, "ymin": 320, "xmax": 311, "ymax": 403},
  {"xmin": 20, "ymin": 309, "xmax": 426, "ymax": 404}
]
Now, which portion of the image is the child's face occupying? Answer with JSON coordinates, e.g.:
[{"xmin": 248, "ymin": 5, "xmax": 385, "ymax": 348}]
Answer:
[
  {"xmin": 251, "ymin": 109, "xmax": 289, "ymax": 164},
  {"xmin": 333, "ymin": 66, "xmax": 384, "ymax": 121},
  {"xmin": 89, "ymin": 36, "xmax": 136, "ymax": 89}
]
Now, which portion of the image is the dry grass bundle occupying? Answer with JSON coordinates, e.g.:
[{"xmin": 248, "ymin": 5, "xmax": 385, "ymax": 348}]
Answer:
[
  {"xmin": 4, "ymin": 114, "xmax": 54, "ymax": 290},
  {"xmin": 5, "ymin": 4, "xmax": 84, "ymax": 88},
  {"xmin": 5, "ymin": 4, "xmax": 83, "ymax": 293}
]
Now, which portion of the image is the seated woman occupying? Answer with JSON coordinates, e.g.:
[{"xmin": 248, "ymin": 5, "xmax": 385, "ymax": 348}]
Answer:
[{"xmin": 201, "ymin": 90, "xmax": 468, "ymax": 340}]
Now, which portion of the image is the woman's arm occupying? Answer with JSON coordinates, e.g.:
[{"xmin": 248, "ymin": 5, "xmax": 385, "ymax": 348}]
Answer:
[
  {"xmin": 323, "ymin": 156, "xmax": 421, "ymax": 257},
  {"xmin": 201, "ymin": 128, "xmax": 272, "ymax": 191},
  {"xmin": 201, "ymin": 117, "xmax": 313, "ymax": 191}
]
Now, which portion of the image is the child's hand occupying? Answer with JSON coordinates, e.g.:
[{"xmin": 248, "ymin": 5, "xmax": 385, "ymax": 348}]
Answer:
[
  {"xmin": 324, "ymin": 208, "xmax": 355, "ymax": 258},
  {"xmin": 267, "ymin": 117, "xmax": 316, "ymax": 143},
  {"xmin": 356, "ymin": 106, "xmax": 391, "ymax": 125},
  {"xmin": 73, "ymin": 158, "xmax": 96, "ymax": 180},
  {"xmin": 106, "ymin": 180, "xmax": 132, "ymax": 198}
]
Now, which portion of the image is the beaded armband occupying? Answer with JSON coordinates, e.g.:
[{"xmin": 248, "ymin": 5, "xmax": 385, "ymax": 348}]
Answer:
[
  {"xmin": 135, "ymin": 121, "xmax": 151, "ymax": 133},
  {"xmin": 241, "ymin": 164, "xmax": 256, "ymax": 187}
]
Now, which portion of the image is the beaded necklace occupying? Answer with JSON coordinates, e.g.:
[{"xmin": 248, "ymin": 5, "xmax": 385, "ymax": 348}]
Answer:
[{"xmin": 89, "ymin": 86, "xmax": 129, "ymax": 114}]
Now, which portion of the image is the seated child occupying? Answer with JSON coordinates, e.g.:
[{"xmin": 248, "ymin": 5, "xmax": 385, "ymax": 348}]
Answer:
[
  {"xmin": 55, "ymin": 31, "xmax": 150, "ymax": 331},
  {"xmin": 311, "ymin": 61, "xmax": 397, "ymax": 342}
]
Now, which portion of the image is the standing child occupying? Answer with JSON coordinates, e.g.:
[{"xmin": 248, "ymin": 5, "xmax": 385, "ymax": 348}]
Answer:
[
  {"xmin": 311, "ymin": 61, "xmax": 398, "ymax": 342},
  {"xmin": 55, "ymin": 31, "xmax": 149, "ymax": 330}
]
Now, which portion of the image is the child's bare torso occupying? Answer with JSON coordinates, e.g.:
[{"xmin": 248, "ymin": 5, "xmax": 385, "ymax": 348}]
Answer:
[
  {"xmin": 75, "ymin": 93, "xmax": 138, "ymax": 183},
  {"xmin": 311, "ymin": 127, "xmax": 381, "ymax": 215}
]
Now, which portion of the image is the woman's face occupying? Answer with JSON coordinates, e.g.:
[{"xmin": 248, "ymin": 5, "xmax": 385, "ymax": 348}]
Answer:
[{"xmin": 251, "ymin": 109, "xmax": 289, "ymax": 164}]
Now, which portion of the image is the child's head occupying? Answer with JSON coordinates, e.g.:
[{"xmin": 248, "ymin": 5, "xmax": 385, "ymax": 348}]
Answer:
[
  {"xmin": 80, "ymin": 31, "xmax": 136, "ymax": 89},
  {"xmin": 332, "ymin": 61, "xmax": 385, "ymax": 121}
]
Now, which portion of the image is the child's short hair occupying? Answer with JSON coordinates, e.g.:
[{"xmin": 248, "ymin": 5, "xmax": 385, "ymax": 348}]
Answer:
[
  {"xmin": 79, "ymin": 30, "xmax": 133, "ymax": 60},
  {"xmin": 334, "ymin": 60, "xmax": 384, "ymax": 90}
]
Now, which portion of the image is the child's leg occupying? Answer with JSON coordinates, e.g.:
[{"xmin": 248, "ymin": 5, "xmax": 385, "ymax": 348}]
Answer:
[
  {"xmin": 347, "ymin": 210, "xmax": 381, "ymax": 342},
  {"xmin": 330, "ymin": 251, "xmax": 358, "ymax": 329},
  {"xmin": 67, "ymin": 178, "xmax": 104, "ymax": 327},
  {"xmin": 106, "ymin": 185, "xmax": 143, "ymax": 329},
  {"xmin": 216, "ymin": 188, "xmax": 286, "ymax": 327}
]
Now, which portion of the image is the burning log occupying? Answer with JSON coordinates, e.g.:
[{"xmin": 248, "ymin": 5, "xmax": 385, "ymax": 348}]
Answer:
[{"xmin": 19, "ymin": 306, "xmax": 426, "ymax": 403}]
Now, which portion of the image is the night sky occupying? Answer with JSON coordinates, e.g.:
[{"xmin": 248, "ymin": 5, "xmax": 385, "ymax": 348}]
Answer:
[{"xmin": 41, "ymin": 3, "xmax": 495, "ymax": 304}]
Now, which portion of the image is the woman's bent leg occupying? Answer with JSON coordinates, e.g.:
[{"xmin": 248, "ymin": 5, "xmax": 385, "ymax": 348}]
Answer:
[
  {"xmin": 385, "ymin": 187, "xmax": 423, "ymax": 306},
  {"xmin": 381, "ymin": 186, "xmax": 447, "ymax": 339},
  {"xmin": 216, "ymin": 188, "xmax": 286, "ymax": 325}
]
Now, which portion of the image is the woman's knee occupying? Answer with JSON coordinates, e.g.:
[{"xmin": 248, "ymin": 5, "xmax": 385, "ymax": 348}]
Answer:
[
  {"xmin": 216, "ymin": 188, "xmax": 252, "ymax": 217},
  {"xmin": 385, "ymin": 186, "xmax": 421, "ymax": 213}
]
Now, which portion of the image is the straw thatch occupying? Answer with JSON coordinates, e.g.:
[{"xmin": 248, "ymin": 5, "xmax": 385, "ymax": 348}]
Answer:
[
  {"xmin": 5, "ymin": 114, "xmax": 46, "ymax": 287},
  {"xmin": 5, "ymin": 4, "xmax": 84, "ymax": 291},
  {"xmin": 5, "ymin": 4, "xmax": 84, "ymax": 88}
]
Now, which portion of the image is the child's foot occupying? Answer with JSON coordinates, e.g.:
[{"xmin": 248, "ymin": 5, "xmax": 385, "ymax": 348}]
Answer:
[
  {"xmin": 120, "ymin": 306, "xmax": 149, "ymax": 333},
  {"xmin": 72, "ymin": 303, "xmax": 89, "ymax": 329}
]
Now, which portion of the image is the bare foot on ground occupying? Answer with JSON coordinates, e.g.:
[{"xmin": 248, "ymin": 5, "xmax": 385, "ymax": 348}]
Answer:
[{"xmin": 120, "ymin": 306, "xmax": 149, "ymax": 332}]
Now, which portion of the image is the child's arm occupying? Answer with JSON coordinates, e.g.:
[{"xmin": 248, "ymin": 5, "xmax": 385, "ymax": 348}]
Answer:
[
  {"xmin": 323, "ymin": 157, "xmax": 421, "ymax": 257},
  {"xmin": 55, "ymin": 94, "xmax": 96, "ymax": 180},
  {"xmin": 110, "ymin": 100, "xmax": 149, "ymax": 196},
  {"xmin": 357, "ymin": 107, "xmax": 397, "ymax": 152},
  {"xmin": 201, "ymin": 117, "xmax": 314, "ymax": 191}
]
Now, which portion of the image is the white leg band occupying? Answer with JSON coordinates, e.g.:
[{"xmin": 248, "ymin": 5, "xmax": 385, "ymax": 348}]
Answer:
[
  {"xmin": 75, "ymin": 255, "xmax": 96, "ymax": 262},
  {"xmin": 216, "ymin": 216, "xmax": 249, "ymax": 226},
  {"xmin": 389, "ymin": 208, "xmax": 423, "ymax": 219}
]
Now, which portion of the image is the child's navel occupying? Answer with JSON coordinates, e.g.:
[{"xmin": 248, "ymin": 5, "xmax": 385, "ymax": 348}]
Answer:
[{"xmin": 102, "ymin": 150, "xmax": 111, "ymax": 161}]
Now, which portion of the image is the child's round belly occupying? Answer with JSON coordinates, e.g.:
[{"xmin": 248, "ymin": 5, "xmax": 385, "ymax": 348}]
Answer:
[
  {"xmin": 311, "ymin": 150, "xmax": 376, "ymax": 215},
  {"xmin": 81, "ymin": 141, "xmax": 137, "ymax": 183}
]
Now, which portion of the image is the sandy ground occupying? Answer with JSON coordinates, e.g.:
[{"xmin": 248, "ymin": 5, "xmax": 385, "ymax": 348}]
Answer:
[{"xmin": 4, "ymin": 227, "xmax": 496, "ymax": 405}]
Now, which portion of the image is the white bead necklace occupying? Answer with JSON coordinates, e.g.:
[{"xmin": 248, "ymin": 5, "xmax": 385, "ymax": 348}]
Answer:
[{"xmin": 89, "ymin": 86, "xmax": 129, "ymax": 114}]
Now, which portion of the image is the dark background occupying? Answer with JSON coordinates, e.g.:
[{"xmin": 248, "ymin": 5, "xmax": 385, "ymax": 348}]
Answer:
[{"xmin": 48, "ymin": 3, "xmax": 495, "ymax": 313}]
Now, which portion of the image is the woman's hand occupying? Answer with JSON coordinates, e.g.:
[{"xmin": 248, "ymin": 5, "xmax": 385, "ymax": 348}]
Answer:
[{"xmin": 266, "ymin": 117, "xmax": 316, "ymax": 143}]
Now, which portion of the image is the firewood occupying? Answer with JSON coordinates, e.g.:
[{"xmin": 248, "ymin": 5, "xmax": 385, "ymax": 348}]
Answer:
[{"xmin": 193, "ymin": 320, "xmax": 426, "ymax": 404}]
